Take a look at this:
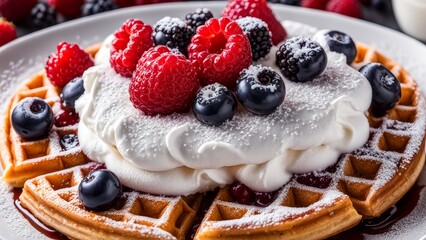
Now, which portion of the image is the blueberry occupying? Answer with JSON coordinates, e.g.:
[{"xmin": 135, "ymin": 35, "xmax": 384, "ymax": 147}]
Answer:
[
  {"xmin": 11, "ymin": 97, "xmax": 53, "ymax": 140},
  {"xmin": 359, "ymin": 63, "xmax": 401, "ymax": 117},
  {"xmin": 193, "ymin": 83, "xmax": 237, "ymax": 126},
  {"xmin": 79, "ymin": 169, "xmax": 122, "ymax": 212},
  {"xmin": 276, "ymin": 37, "xmax": 328, "ymax": 83},
  {"xmin": 60, "ymin": 134, "xmax": 79, "ymax": 151},
  {"xmin": 61, "ymin": 77, "xmax": 84, "ymax": 110},
  {"xmin": 236, "ymin": 65, "xmax": 285, "ymax": 115},
  {"xmin": 323, "ymin": 30, "xmax": 357, "ymax": 64}
]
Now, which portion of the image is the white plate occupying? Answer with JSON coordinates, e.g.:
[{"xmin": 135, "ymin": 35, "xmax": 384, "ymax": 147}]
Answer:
[{"xmin": 1, "ymin": 2, "xmax": 426, "ymax": 239}]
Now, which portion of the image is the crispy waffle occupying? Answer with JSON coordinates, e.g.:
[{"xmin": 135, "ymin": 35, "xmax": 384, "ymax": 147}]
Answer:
[
  {"xmin": 194, "ymin": 43, "xmax": 426, "ymax": 239},
  {"xmin": 20, "ymin": 162, "xmax": 203, "ymax": 240},
  {"xmin": 0, "ymin": 45, "xmax": 100, "ymax": 187},
  {"xmin": 2, "ymin": 42, "xmax": 425, "ymax": 240}
]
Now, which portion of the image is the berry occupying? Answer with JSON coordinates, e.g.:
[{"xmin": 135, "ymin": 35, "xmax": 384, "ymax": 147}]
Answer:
[
  {"xmin": 47, "ymin": 0, "xmax": 84, "ymax": 18},
  {"xmin": 60, "ymin": 134, "xmax": 79, "ymax": 151},
  {"xmin": 236, "ymin": 65, "xmax": 285, "ymax": 115},
  {"xmin": 153, "ymin": 17, "xmax": 193, "ymax": 56},
  {"xmin": 110, "ymin": 19, "xmax": 153, "ymax": 77},
  {"xmin": 61, "ymin": 77, "xmax": 85, "ymax": 110},
  {"xmin": 326, "ymin": 0, "xmax": 361, "ymax": 18},
  {"xmin": 81, "ymin": 0, "xmax": 117, "ymax": 17},
  {"xmin": 129, "ymin": 46, "xmax": 200, "ymax": 115},
  {"xmin": 222, "ymin": 0, "xmax": 287, "ymax": 45},
  {"xmin": 0, "ymin": 0, "xmax": 37, "ymax": 22},
  {"xmin": 359, "ymin": 63, "xmax": 401, "ymax": 117},
  {"xmin": 11, "ymin": 97, "xmax": 54, "ymax": 141},
  {"xmin": 45, "ymin": 42, "xmax": 94, "ymax": 87},
  {"xmin": 0, "ymin": 18, "xmax": 17, "ymax": 47},
  {"xmin": 254, "ymin": 191, "xmax": 276, "ymax": 207},
  {"xmin": 296, "ymin": 173, "xmax": 332, "ymax": 189},
  {"xmin": 188, "ymin": 17, "xmax": 252, "ymax": 89},
  {"xmin": 236, "ymin": 17, "xmax": 272, "ymax": 61},
  {"xmin": 193, "ymin": 83, "xmax": 237, "ymax": 126},
  {"xmin": 301, "ymin": 0, "xmax": 329, "ymax": 9},
  {"xmin": 79, "ymin": 169, "xmax": 122, "ymax": 212},
  {"xmin": 185, "ymin": 8, "xmax": 214, "ymax": 30},
  {"xmin": 114, "ymin": 0, "xmax": 135, "ymax": 7},
  {"xmin": 30, "ymin": 2, "xmax": 59, "ymax": 29},
  {"xmin": 317, "ymin": 30, "xmax": 357, "ymax": 64},
  {"xmin": 371, "ymin": 0, "xmax": 387, "ymax": 10},
  {"xmin": 276, "ymin": 37, "xmax": 327, "ymax": 83},
  {"xmin": 230, "ymin": 182, "xmax": 255, "ymax": 205},
  {"xmin": 54, "ymin": 104, "xmax": 80, "ymax": 127},
  {"xmin": 268, "ymin": 0, "xmax": 300, "ymax": 5}
]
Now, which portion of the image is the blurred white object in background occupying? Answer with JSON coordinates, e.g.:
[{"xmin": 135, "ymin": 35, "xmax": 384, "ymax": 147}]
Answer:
[{"xmin": 393, "ymin": 0, "xmax": 426, "ymax": 41}]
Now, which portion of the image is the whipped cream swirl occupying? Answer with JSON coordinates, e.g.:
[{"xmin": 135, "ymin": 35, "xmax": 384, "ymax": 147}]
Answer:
[{"xmin": 75, "ymin": 21, "xmax": 372, "ymax": 196}]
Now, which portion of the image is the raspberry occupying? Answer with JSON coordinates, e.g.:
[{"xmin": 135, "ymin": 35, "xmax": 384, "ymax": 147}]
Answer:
[
  {"xmin": 54, "ymin": 104, "xmax": 80, "ymax": 127},
  {"xmin": 31, "ymin": 2, "xmax": 58, "ymax": 29},
  {"xmin": 0, "ymin": 0, "xmax": 37, "ymax": 22},
  {"xmin": 185, "ymin": 8, "xmax": 214, "ymax": 30},
  {"xmin": 129, "ymin": 46, "xmax": 200, "ymax": 115},
  {"xmin": 222, "ymin": 0, "xmax": 286, "ymax": 45},
  {"xmin": 45, "ymin": 42, "xmax": 94, "ymax": 87},
  {"xmin": 47, "ymin": 0, "xmax": 84, "ymax": 18},
  {"xmin": 301, "ymin": 0, "xmax": 329, "ymax": 9},
  {"xmin": 326, "ymin": 0, "xmax": 361, "ymax": 18},
  {"xmin": 110, "ymin": 19, "xmax": 154, "ymax": 77},
  {"xmin": 0, "ymin": 18, "xmax": 17, "ymax": 47},
  {"xmin": 153, "ymin": 17, "xmax": 193, "ymax": 56},
  {"xmin": 236, "ymin": 17, "xmax": 272, "ymax": 61},
  {"xmin": 188, "ymin": 17, "xmax": 252, "ymax": 89}
]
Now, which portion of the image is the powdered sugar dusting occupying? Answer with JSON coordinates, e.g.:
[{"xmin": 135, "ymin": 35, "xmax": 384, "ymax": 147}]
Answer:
[
  {"xmin": 286, "ymin": 36, "xmax": 322, "ymax": 59},
  {"xmin": 236, "ymin": 16, "xmax": 269, "ymax": 31},
  {"xmin": 154, "ymin": 16, "xmax": 186, "ymax": 31}
]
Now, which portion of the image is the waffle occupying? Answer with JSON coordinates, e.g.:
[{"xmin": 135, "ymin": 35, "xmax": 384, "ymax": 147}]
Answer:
[
  {"xmin": 20, "ymin": 162, "xmax": 203, "ymax": 240},
  {"xmin": 0, "ymin": 45, "xmax": 100, "ymax": 187},
  {"xmin": 3, "ymin": 41, "xmax": 425, "ymax": 240},
  {"xmin": 194, "ymin": 43, "xmax": 426, "ymax": 239}
]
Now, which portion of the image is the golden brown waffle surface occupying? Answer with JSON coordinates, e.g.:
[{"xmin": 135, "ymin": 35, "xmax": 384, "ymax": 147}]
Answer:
[
  {"xmin": 1, "ymin": 42, "xmax": 425, "ymax": 240},
  {"xmin": 0, "ymin": 45, "xmax": 100, "ymax": 187}
]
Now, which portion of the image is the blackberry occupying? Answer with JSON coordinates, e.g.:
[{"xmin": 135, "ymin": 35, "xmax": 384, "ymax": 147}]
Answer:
[
  {"xmin": 153, "ymin": 17, "xmax": 193, "ymax": 56},
  {"xmin": 184, "ymin": 8, "xmax": 214, "ymax": 30},
  {"xmin": 267, "ymin": 0, "xmax": 300, "ymax": 6},
  {"xmin": 30, "ymin": 2, "xmax": 58, "ymax": 29},
  {"xmin": 81, "ymin": 0, "xmax": 116, "ymax": 17},
  {"xmin": 236, "ymin": 17, "xmax": 272, "ymax": 61},
  {"xmin": 276, "ymin": 37, "xmax": 327, "ymax": 83}
]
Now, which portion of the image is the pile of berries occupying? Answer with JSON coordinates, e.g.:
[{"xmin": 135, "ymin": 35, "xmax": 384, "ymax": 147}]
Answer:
[{"xmin": 9, "ymin": 0, "xmax": 402, "ymax": 212}]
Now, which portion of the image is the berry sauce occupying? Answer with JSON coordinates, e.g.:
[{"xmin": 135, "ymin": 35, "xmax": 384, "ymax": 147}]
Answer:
[
  {"xmin": 328, "ymin": 183, "xmax": 425, "ymax": 239},
  {"xmin": 12, "ymin": 188, "xmax": 69, "ymax": 240}
]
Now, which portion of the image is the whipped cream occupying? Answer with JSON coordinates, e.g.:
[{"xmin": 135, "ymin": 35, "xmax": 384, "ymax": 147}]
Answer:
[{"xmin": 75, "ymin": 21, "xmax": 372, "ymax": 196}]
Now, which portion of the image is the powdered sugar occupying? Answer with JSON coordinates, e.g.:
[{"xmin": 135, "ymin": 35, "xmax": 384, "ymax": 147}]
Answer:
[
  {"xmin": 286, "ymin": 36, "xmax": 323, "ymax": 59},
  {"xmin": 154, "ymin": 16, "xmax": 186, "ymax": 31}
]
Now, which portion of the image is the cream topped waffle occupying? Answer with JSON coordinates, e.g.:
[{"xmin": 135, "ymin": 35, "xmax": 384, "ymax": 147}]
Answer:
[{"xmin": 1, "ymin": 0, "xmax": 426, "ymax": 239}]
